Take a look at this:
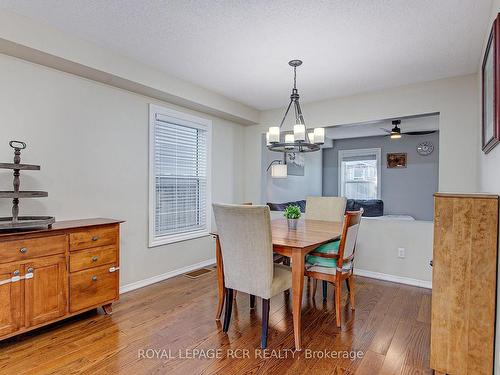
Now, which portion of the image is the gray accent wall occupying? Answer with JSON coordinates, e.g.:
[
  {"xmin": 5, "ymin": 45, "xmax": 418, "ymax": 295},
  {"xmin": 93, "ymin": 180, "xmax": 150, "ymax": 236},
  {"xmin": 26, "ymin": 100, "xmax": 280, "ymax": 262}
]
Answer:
[{"xmin": 322, "ymin": 132, "xmax": 439, "ymax": 220}]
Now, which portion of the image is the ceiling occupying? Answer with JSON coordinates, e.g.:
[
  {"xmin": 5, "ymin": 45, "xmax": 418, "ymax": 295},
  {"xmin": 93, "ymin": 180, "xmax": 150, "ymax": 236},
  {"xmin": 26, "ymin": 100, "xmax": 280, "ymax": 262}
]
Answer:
[
  {"xmin": 325, "ymin": 115, "xmax": 439, "ymax": 140},
  {"xmin": 0, "ymin": 0, "xmax": 492, "ymax": 110}
]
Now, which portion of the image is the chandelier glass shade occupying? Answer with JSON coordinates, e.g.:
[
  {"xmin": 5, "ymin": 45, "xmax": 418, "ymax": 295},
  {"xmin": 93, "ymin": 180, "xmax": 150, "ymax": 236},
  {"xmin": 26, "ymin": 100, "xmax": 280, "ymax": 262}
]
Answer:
[{"xmin": 267, "ymin": 60, "xmax": 324, "ymax": 153}]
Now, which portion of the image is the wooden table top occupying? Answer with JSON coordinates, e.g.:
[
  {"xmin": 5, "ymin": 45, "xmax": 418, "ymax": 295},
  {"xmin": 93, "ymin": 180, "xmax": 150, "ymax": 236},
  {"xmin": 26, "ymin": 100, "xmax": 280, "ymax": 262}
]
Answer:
[
  {"xmin": 271, "ymin": 218, "xmax": 342, "ymax": 249},
  {"xmin": 0, "ymin": 218, "xmax": 123, "ymax": 238},
  {"xmin": 212, "ymin": 218, "xmax": 342, "ymax": 250}
]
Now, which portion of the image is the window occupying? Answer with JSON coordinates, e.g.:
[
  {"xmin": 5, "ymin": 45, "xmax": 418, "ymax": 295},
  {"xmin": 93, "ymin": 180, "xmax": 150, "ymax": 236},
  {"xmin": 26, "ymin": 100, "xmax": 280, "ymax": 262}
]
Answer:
[
  {"xmin": 149, "ymin": 104, "xmax": 211, "ymax": 247},
  {"xmin": 338, "ymin": 148, "xmax": 381, "ymax": 200}
]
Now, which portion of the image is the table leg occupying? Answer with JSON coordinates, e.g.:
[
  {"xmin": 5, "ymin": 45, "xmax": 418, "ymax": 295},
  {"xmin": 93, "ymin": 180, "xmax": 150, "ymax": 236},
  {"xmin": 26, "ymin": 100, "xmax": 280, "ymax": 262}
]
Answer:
[
  {"xmin": 291, "ymin": 250, "xmax": 305, "ymax": 350},
  {"xmin": 215, "ymin": 236, "xmax": 225, "ymax": 321}
]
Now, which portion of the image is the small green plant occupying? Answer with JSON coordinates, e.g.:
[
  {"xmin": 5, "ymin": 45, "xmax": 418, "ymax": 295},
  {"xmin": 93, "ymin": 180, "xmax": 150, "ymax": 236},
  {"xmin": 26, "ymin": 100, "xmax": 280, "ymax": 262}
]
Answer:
[{"xmin": 283, "ymin": 205, "xmax": 301, "ymax": 219}]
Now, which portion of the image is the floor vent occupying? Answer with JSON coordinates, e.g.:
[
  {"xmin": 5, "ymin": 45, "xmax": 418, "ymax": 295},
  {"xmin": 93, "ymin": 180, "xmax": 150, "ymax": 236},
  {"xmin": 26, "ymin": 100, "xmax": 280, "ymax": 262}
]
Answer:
[{"xmin": 184, "ymin": 268, "xmax": 212, "ymax": 279}]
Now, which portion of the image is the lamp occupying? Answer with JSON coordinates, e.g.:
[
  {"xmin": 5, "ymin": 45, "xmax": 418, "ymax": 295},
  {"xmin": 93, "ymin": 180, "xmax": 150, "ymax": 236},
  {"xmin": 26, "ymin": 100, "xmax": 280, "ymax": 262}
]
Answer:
[{"xmin": 266, "ymin": 160, "xmax": 287, "ymax": 178}]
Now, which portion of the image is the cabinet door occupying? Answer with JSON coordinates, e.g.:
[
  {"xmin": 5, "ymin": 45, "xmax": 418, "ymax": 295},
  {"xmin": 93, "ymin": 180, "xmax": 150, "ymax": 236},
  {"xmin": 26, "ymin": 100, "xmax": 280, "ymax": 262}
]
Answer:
[
  {"xmin": 25, "ymin": 255, "xmax": 68, "ymax": 327},
  {"xmin": 0, "ymin": 263, "xmax": 23, "ymax": 336}
]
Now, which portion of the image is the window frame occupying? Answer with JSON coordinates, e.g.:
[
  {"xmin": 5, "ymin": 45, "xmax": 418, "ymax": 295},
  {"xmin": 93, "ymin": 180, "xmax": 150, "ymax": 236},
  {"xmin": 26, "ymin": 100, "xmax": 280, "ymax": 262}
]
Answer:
[
  {"xmin": 149, "ymin": 104, "xmax": 212, "ymax": 247},
  {"xmin": 338, "ymin": 148, "xmax": 381, "ymax": 200}
]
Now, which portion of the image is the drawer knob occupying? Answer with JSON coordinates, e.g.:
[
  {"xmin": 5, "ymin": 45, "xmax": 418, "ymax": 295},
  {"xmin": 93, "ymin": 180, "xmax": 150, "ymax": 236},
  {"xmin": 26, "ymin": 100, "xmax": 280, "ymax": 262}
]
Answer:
[
  {"xmin": 13, "ymin": 270, "xmax": 20, "ymax": 276},
  {"xmin": 27, "ymin": 267, "xmax": 33, "ymax": 273},
  {"xmin": 20, "ymin": 247, "xmax": 27, "ymax": 254},
  {"xmin": 91, "ymin": 256, "xmax": 99, "ymax": 262},
  {"xmin": 92, "ymin": 276, "xmax": 98, "ymax": 282},
  {"xmin": 91, "ymin": 236, "xmax": 99, "ymax": 241}
]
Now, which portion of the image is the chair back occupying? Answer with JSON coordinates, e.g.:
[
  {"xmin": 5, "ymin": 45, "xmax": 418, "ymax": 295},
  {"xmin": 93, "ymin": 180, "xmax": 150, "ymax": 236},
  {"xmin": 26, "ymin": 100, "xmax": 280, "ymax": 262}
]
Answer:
[
  {"xmin": 337, "ymin": 209, "xmax": 363, "ymax": 270},
  {"xmin": 305, "ymin": 196, "xmax": 347, "ymax": 222},
  {"xmin": 212, "ymin": 203, "xmax": 274, "ymax": 298}
]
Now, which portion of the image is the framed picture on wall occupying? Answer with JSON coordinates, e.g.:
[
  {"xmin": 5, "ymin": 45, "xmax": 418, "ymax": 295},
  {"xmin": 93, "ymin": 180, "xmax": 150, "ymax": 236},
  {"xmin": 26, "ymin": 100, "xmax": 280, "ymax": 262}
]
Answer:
[
  {"xmin": 387, "ymin": 153, "xmax": 407, "ymax": 168},
  {"xmin": 482, "ymin": 13, "xmax": 500, "ymax": 154}
]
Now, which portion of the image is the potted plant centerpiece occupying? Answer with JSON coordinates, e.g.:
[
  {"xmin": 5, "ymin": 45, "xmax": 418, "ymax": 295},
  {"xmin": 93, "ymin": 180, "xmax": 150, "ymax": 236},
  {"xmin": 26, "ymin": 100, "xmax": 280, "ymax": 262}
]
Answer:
[{"xmin": 284, "ymin": 205, "xmax": 301, "ymax": 230}]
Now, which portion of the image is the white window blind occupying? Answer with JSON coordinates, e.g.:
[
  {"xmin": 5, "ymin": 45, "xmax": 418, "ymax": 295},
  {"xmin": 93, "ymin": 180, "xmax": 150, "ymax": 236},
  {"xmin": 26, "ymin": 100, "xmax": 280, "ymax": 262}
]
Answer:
[
  {"xmin": 149, "ymin": 105, "xmax": 211, "ymax": 246},
  {"xmin": 339, "ymin": 148, "xmax": 381, "ymax": 200}
]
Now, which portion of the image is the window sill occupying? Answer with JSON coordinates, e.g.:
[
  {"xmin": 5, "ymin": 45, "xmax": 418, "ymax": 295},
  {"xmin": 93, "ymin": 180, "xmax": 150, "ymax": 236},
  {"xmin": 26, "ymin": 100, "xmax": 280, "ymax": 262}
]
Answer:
[{"xmin": 148, "ymin": 230, "xmax": 211, "ymax": 248}]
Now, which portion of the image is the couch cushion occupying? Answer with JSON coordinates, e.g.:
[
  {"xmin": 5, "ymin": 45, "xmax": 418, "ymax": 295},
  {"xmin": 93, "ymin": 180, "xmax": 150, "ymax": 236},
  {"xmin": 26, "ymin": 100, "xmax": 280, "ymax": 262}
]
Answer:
[
  {"xmin": 267, "ymin": 200, "xmax": 306, "ymax": 213},
  {"xmin": 347, "ymin": 199, "xmax": 383, "ymax": 217},
  {"xmin": 268, "ymin": 199, "xmax": 383, "ymax": 217},
  {"xmin": 305, "ymin": 240, "xmax": 340, "ymax": 268}
]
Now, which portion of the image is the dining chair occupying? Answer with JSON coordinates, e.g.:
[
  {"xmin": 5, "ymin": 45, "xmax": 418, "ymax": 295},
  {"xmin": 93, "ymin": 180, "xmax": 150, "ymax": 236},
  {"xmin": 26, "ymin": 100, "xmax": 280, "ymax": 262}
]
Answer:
[
  {"xmin": 305, "ymin": 196, "xmax": 347, "ymax": 299},
  {"xmin": 213, "ymin": 203, "xmax": 292, "ymax": 348},
  {"xmin": 305, "ymin": 196, "xmax": 347, "ymax": 221},
  {"xmin": 304, "ymin": 208, "xmax": 363, "ymax": 327},
  {"xmin": 232, "ymin": 203, "xmax": 285, "ymax": 300}
]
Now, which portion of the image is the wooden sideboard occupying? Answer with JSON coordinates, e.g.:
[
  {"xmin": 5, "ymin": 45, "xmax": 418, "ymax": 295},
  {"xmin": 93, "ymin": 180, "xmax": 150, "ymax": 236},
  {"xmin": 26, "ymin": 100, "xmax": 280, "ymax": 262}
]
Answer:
[
  {"xmin": 431, "ymin": 193, "xmax": 499, "ymax": 375},
  {"xmin": 0, "ymin": 218, "xmax": 123, "ymax": 340}
]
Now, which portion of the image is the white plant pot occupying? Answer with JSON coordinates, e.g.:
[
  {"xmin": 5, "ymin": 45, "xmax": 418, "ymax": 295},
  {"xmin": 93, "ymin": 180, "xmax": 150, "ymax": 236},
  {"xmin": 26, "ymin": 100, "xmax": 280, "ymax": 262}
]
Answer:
[{"xmin": 287, "ymin": 218, "xmax": 298, "ymax": 230}]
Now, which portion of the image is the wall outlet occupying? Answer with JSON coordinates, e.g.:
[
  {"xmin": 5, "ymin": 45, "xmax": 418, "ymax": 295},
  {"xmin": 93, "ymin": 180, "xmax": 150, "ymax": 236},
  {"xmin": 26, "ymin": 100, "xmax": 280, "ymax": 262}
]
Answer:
[{"xmin": 398, "ymin": 248, "xmax": 406, "ymax": 258}]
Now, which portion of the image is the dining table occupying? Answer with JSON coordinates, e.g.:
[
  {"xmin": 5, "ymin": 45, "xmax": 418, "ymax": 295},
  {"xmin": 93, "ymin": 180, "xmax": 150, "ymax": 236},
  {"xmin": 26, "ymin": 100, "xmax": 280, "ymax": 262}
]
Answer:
[{"xmin": 212, "ymin": 218, "xmax": 343, "ymax": 351}]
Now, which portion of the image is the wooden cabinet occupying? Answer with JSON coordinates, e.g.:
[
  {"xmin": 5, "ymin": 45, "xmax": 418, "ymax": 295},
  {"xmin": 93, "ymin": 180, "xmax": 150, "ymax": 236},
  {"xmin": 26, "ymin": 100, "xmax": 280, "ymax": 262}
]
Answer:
[
  {"xmin": 25, "ymin": 254, "xmax": 67, "ymax": 327},
  {"xmin": 0, "ymin": 263, "xmax": 22, "ymax": 336},
  {"xmin": 0, "ymin": 218, "xmax": 122, "ymax": 341},
  {"xmin": 70, "ymin": 264, "xmax": 118, "ymax": 312},
  {"xmin": 431, "ymin": 193, "xmax": 499, "ymax": 375}
]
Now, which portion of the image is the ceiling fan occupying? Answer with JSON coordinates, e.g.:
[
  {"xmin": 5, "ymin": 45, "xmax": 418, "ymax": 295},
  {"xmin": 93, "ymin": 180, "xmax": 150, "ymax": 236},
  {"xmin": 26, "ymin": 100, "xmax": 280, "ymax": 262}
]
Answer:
[{"xmin": 381, "ymin": 120, "xmax": 437, "ymax": 139}]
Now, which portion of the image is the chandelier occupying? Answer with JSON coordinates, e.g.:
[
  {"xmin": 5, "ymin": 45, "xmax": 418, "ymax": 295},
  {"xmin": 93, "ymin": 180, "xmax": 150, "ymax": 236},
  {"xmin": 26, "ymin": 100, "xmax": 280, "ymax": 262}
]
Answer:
[{"xmin": 266, "ymin": 60, "xmax": 325, "ymax": 153}]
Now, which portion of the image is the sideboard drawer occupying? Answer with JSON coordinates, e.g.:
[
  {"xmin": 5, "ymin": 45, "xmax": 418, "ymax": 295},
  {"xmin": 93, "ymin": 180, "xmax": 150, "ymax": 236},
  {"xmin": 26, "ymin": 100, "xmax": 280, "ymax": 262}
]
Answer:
[
  {"xmin": 69, "ymin": 264, "xmax": 118, "ymax": 312},
  {"xmin": 69, "ymin": 225, "xmax": 118, "ymax": 251},
  {"xmin": 0, "ymin": 235, "xmax": 67, "ymax": 263},
  {"xmin": 69, "ymin": 245, "xmax": 117, "ymax": 272}
]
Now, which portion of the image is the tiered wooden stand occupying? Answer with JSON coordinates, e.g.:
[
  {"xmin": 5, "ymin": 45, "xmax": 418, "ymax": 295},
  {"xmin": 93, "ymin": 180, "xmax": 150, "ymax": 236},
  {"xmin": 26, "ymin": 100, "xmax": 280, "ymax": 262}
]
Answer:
[{"xmin": 0, "ymin": 141, "xmax": 54, "ymax": 230}]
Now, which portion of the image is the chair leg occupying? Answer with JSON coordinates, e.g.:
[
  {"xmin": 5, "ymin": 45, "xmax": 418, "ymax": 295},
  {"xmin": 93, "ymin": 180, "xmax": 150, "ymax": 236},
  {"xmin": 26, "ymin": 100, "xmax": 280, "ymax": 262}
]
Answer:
[
  {"xmin": 322, "ymin": 281, "xmax": 328, "ymax": 301},
  {"xmin": 311, "ymin": 278, "xmax": 318, "ymax": 297},
  {"xmin": 347, "ymin": 277, "xmax": 355, "ymax": 310},
  {"xmin": 261, "ymin": 298, "xmax": 270, "ymax": 348},
  {"xmin": 250, "ymin": 294, "xmax": 256, "ymax": 309},
  {"xmin": 223, "ymin": 288, "xmax": 233, "ymax": 332},
  {"xmin": 216, "ymin": 286, "xmax": 226, "ymax": 321},
  {"xmin": 335, "ymin": 282, "xmax": 342, "ymax": 327}
]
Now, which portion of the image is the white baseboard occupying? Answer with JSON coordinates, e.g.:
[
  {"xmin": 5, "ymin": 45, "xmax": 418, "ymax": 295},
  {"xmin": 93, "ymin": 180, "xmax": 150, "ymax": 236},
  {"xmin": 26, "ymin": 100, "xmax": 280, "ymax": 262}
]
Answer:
[
  {"xmin": 354, "ymin": 268, "xmax": 432, "ymax": 289},
  {"xmin": 120, "ymin": 258, "xmax": 216, "ymax": 294},
  {"xmin": 120, "ymin": 261, "xmax": 431, "ymax": 294}
]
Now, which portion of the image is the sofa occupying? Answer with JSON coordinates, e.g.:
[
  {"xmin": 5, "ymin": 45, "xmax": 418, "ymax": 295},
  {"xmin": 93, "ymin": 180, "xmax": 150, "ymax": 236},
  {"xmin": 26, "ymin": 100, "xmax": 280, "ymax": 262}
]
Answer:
[{"xmin": 267, "ymin": 199, "xmax": 384, "ymax": 217}]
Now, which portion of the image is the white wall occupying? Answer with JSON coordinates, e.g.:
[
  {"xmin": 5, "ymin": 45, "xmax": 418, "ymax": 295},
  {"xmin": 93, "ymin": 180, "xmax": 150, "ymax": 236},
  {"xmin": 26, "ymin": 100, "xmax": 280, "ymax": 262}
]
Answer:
[
  {"xmin": 245, "ymin": 74, "xmax": 479, "ymax": 203},
  {"xmin": 478, "ymin": 2, "xmax": 500, "ymax": 373},
  {"xmin": 356, "ymin": 218, "xmax": 433, "ymax": 286},
  {"xmin": 0, "ymin": 54, "xmax": 245, "ymax": 288}
]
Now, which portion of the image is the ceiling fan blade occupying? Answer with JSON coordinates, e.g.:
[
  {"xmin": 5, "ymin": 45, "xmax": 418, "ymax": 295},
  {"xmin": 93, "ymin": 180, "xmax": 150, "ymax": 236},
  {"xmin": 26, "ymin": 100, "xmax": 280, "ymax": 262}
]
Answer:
[
  {"xmin": 403, "ymin": 130, "xmax": 437, "ymax": 136},
  {"xmin": 380, "ymin": 128, "xmax": 392, "ymax": 133}
]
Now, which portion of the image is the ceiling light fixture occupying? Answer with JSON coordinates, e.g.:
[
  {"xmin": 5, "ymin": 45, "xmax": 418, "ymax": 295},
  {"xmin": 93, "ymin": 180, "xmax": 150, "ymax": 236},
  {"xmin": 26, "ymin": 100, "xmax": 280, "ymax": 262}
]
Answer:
[
  {"xmin": 266, "ymin": 60, "xmax": 324, "ymax": 153},
  {"xmin": 390, "ymin": 120, "xmax": 402, "ymax": 139}
]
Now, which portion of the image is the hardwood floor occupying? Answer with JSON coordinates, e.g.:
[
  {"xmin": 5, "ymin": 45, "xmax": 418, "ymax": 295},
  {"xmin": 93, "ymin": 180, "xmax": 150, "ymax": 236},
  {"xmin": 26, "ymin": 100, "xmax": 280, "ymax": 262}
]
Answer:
[{"xmin": 0, "ymin": 268, "xmax": 432, "ymax": 374}]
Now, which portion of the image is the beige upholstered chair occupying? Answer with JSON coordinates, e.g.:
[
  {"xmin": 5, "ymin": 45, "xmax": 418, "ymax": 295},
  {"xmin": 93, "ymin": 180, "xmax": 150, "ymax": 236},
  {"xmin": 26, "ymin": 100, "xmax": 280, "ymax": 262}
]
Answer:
[
  {"xmin": 305, "ymin": 196, "xmax": 347, "ymax": 222},
  {"xmin": 305, "ymin": 209, "xmax": 363, "ymax": 327},
  {"xmin": 212, "ymin": 203, "xmax": 292, "ymax": 348}
]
